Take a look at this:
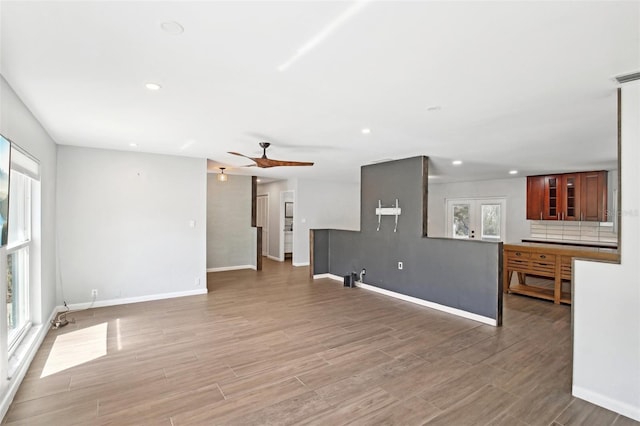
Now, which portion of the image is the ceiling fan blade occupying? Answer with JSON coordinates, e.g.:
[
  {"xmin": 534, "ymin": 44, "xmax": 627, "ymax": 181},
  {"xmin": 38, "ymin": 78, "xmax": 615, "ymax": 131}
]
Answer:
[
  {"xmin": 228, "ymin": 151, "xmax": 254, "ymax": 160},
  {"xmin": 229, "ymin": 144, "xmax": 314, "ymax": 168},
  {"xmin": 253, "ymin": 158, "xmax": 314, "ymax": 168}
]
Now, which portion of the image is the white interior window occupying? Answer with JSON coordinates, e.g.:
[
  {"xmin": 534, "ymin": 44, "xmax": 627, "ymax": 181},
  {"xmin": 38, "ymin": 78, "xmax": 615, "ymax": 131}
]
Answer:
[{"xmin": 6, "ymin": 146, "xmax": 39, "ymax": 352}]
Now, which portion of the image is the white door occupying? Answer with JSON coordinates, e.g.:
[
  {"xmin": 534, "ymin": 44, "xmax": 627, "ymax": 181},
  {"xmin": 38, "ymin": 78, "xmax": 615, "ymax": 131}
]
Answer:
[
  {"xmin": 446, "ymin": 198, "xmax": 506, "ymax": 241},
  {"xmin": 257, "ymin": 195, "xmax": 269, "ymax": 256}
]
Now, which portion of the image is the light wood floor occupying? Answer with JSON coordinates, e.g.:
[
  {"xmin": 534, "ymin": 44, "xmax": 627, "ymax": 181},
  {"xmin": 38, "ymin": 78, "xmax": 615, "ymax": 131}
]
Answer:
[{"xmin": 3, "ymin": 259, "xmax": 638, "ymax": 425}]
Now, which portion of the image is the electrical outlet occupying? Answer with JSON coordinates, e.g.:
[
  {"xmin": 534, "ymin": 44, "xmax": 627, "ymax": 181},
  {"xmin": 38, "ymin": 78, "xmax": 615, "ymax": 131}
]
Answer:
[
  {"xmin": 361, "ymin": 268, "xmax": 366, "ymax": 275},
  {"xmin": 398, "ymin": 261, "xmax": 403, "ymax": 270},
  {"xmin": 195, "ymin": 277, "xmax": 201, "ymax": 287},
  {"xmin": 91, "ymin": 289, "xmax": 98, "ymax": 298}
]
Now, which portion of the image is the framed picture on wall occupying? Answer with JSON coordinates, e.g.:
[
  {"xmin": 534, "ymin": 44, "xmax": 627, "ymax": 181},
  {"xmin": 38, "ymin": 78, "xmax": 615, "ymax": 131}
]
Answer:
[
  {"xmin": 0, "ymin": 134, "xmax": 11, "ymax": 247},
  {"xmin": 285, "ymin": 202, "xmax": 293, "ymax": 218}
]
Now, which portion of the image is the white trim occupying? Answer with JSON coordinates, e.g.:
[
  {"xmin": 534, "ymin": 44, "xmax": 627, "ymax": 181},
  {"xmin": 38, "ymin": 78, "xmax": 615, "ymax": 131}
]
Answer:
[
  {"xmin": 292, "ymin": 262, "xmax": 309, "ymax": 267},
  {"xmin": 64, "ymin": 288, "xmax": 207, "ymax": 311},
  {"xmin": 314, "ymin": 273, "xmax": 343, "ymax": 281},
  {"xmin": 313, "ymin": 273, "xmax": 343, "ymax": 280},
  {"xmin": 573, "ymin": 385, "xmax": 640, "ymax": 422},
  {"xmin": 356, "ymin": 282, "xmax": 496, "ymax": 326},
  {"xmin": 207, "ymin": 265, "xmax": 254, "ymax": 272},
  {"xmin": 312, "ymin": 274, "xmax": 497, "ymax": 326},
  {"xmin": 1, "ymin": 307, "xmax": 57, "ymax": 421},
  {"xmin": 267, "ymin": 255, "xmax": 283, "ymax": 262}
]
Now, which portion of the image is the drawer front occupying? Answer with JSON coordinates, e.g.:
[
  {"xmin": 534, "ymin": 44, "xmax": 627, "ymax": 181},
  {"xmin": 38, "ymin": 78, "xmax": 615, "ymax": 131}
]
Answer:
[
  {"xmin": 532, "ymin": 253, "xmax": 553, "ymax": 261},
  {"xmin": 506, "ymin": 250, "xmax": 531, "ymax": 259}
]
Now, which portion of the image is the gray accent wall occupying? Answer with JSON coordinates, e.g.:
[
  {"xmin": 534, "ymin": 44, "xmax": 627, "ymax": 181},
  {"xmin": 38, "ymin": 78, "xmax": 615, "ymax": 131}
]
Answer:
[
  {"xmin": 313, "ymin": 156, "xmax": 502, "ymax": 322},
  {"xmin": 207, "ymin": 174, "xmax": 254, "ymax": 269}
]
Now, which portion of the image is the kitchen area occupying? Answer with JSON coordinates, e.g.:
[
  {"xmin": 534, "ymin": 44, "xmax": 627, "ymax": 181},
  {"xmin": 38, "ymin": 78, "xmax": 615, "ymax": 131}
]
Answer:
[{"xmin": 428, "ymin": 168, "xmax": 619, "ymax": 305}]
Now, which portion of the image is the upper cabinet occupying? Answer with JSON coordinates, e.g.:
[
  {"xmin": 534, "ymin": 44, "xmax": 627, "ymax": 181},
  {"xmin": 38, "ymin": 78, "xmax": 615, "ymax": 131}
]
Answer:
[
  {"xmin": 527, "ymin": 171, "xmax": 607, "ymax": 222},
  {"xmin": 580, "ymin": 171, "xmax": 607, "ymax": 221}
]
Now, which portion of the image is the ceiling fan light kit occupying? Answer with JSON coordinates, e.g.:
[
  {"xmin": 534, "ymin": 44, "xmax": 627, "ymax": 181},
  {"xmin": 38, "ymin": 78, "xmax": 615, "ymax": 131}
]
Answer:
[{"xmin": 228, "ymin": 142, "xmax": 314, "ymax": 168}]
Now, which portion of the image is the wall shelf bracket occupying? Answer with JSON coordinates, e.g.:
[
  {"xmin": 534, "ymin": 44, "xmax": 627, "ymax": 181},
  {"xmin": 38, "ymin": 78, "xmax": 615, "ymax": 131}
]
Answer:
[{"xmin": 376, "ymin": 199, "xmax": 401, "ymax": 232}]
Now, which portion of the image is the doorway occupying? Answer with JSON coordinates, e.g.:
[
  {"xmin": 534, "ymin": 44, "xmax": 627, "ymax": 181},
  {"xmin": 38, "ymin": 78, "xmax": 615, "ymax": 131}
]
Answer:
[
  {"xmin": 256, "ymin": 194, "xmax": 269, "ymax": 256},
  {"xmin": 445, "ymin": 198, "xmax": 507, "ymax": 241},
  {"xmin": 279, "ymin": 190, "xmax": 295, "ymax": 261}
]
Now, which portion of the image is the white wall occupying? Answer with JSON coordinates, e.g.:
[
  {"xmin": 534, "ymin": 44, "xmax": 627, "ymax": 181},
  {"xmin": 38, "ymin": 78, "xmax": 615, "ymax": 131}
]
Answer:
[
  {"xmin": 0, "ymin": 76, "xmax": 58, "ymax": 320},
  {"xmin": 573, "ymin": 82, "xmax": 640, "ymax": 421},
  {"xmin": 428, "ymin": 177, "xmax": 528, "ymax": 243},
  {"xmin": 57, "ymin": 146, "xmax": 207, "ymax": 303},
  {"xmin": 294, "ymin": 179, "xmax": 360, "ymax": 266},
  {"xmin": 0, "ymin": 76, "xmax": 58, "ymax": 419},
  {"xmin": 206, "ymin": 174, "xmax": 254, "ymax": 270}
]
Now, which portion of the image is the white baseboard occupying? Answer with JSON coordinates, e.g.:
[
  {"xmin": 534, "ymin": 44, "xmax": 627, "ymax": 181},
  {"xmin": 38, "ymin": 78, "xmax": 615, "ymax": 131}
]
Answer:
[
  {"xmin": 207, "ymin": 265, "xmax": 254, "ymax": 272},
  {"xmin": 312, "ymin": 274, "xmax": 497, "ymax": 326},
  {"xmin": 292, "ymin": 262, "xmax": 310, "ymax": 267},
  {"xmin": 356, "ymin": 282, "xmax": 497, "ymax": 326},
  {"xmin": 64, "ymin": 288, "xmax": 207, "ymax": 311},
  {"xmin": 573, "ymin": 385, "xmax": 640, "ymax": 421},
  {"xmin": 1, "ymin": 307, "xmax": 58, "ymax": 421},
  {"xmin": 267, "ymin": 255, "xmax": 282, "ymax": 262},
  {"xmin": 313, "ymin": 273, "xmax": 343, "ymax": 281}
]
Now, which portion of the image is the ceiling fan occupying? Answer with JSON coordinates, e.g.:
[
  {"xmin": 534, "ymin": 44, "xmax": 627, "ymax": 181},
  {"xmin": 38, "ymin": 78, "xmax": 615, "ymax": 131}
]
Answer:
[{"xmin": 228, "ymin": 142, "xmax": 314, "ymax": 168}]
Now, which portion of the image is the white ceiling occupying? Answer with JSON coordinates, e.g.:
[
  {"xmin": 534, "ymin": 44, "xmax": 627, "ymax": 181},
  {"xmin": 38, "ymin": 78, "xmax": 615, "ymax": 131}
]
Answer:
[{"xmin": 1, "ymin": 1, "xmax": 638, "ymax": 183}]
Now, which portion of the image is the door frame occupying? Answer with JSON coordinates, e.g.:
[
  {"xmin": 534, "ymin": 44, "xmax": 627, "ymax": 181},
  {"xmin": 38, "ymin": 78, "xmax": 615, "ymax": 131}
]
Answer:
[
  {"xmin": 279, "ymin": 190, "xmax": 295, "ymax": 261},
  {"xmin": 256, "ymin": 194, "xmax": 269, "ymax": 256}
]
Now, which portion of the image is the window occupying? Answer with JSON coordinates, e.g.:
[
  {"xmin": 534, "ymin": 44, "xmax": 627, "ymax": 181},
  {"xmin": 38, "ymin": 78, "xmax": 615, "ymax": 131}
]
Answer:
[
  {"xmin": 7, "ymin": 171, "xmax": 32, "ymax": 350},
  {"xmin": 5, "ymin": 146, "xmax": 38, "ymax": 353}
]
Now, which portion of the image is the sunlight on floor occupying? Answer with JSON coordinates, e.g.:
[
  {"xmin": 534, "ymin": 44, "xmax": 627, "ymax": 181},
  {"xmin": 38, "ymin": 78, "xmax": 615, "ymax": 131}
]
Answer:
[{"xmin": 41, "ymin": 322, "xmax": 108, "ymax": 378}]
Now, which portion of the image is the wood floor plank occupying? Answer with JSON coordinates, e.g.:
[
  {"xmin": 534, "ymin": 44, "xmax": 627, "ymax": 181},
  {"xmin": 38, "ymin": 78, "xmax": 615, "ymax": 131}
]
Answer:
[
  {"xmin": 3, "ymin": 258, "xmax": 631, "ymax": 425},
  {"xmin": 424, "ymin": 384, "xmax": 516, "ymax": 425},
  {"xmin": 555, "ymin": 398, "xmax": 621, "ymax": 426}
]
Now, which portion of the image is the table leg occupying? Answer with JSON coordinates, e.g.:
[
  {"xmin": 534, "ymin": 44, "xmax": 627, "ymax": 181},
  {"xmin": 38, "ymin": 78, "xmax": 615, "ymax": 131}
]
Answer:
[
  {"xmin": 504, "ymin": 268, "xmax": 512, "ymax": 294},
  {"xmin": 554, "ymin": 258, "xmax": 562, "ymax": 304}
]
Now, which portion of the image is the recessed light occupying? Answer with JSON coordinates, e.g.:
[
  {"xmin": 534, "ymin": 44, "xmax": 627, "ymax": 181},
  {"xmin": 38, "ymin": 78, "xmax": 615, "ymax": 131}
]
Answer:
[
  {"xmin": 509, "ymin": 170, "xmax": 518, "ymax": 175},
  {"xmin": 361, "ymin": 128, "xmax": 371, "ymax": 134},
  {"xmin": 129, "ymin": 143, "xmax": 138, "ymax": 148},
  {"xmin": 452, "ymin": 160, "xmax": 463, "ymax": 166},
  {"xmin": 160, "ymin": 21, "xmax": 184, "ymax": 35},
  {"xmin": 426, "ymin": 105, "xmax": 442, "ymax": 112},
  {"xmin": 145, "ymin": 82, "xmax": 162, "ymax": 91}
]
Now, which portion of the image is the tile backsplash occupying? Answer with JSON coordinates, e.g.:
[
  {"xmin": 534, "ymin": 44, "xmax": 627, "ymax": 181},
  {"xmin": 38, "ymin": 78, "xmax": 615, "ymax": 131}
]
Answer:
[{"xmin": 529, "ymin": 221, "xmax": 618, "ymax": 246}]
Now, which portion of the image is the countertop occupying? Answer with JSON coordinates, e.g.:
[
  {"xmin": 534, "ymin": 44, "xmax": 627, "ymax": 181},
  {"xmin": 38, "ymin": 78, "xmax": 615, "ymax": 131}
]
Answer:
[
  {"xmin": 504, "ymin": 242, "xmax": 619, "ymax": 260},
  {"xmin": 521, "ymin": 238, "xmax": 617, "ymax": 249}
]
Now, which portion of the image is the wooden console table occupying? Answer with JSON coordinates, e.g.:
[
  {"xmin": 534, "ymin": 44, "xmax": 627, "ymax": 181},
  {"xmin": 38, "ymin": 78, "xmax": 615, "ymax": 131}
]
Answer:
[{"xmin": 503, "ymin": 243, "xmax": 618, "ymax": 304}]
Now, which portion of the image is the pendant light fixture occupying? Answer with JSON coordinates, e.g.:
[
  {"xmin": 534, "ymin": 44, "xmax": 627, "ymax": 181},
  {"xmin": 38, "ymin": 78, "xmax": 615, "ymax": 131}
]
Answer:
[{"xmin": 218, "ymin": 167, "xmax": 228, "ymax": 182}]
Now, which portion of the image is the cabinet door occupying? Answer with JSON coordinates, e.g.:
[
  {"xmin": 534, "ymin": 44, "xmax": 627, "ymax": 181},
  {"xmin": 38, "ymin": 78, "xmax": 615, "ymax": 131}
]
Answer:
[
  {"xmin": 543, "ymin": 175, "xmax": 562, "ymax": 220},
  {"xmin": 580, "ymin": 171, "xmax": 607, "ymax": 221},
  {"xmin": 561, "ymin": 174, "xmax": 581, "ymax": 221},
  {"xmin": 526, "ymin": 176, "xmax": 545, "ymax": 220}
]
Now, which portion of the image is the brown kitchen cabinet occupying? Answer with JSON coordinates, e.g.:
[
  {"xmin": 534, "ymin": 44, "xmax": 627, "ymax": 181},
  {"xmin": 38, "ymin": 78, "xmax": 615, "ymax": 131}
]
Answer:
[
  {"xmin": 526, "ymin": 171, "xmax": 607, "ymax": 221},
  {"xmin": 581, "ymin": 171, "xmax": 607, "ymax": 221},
  {"xmin": 526, "ymin": 176, "xmax": 545, "ymax": 220}
]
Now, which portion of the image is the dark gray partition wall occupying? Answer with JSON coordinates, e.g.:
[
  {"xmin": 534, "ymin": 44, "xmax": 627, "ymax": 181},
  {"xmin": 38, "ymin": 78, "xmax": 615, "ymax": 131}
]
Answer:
[{"xmin": 312, "ymin": 156, "xmax": 503, "ymax": 324}]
